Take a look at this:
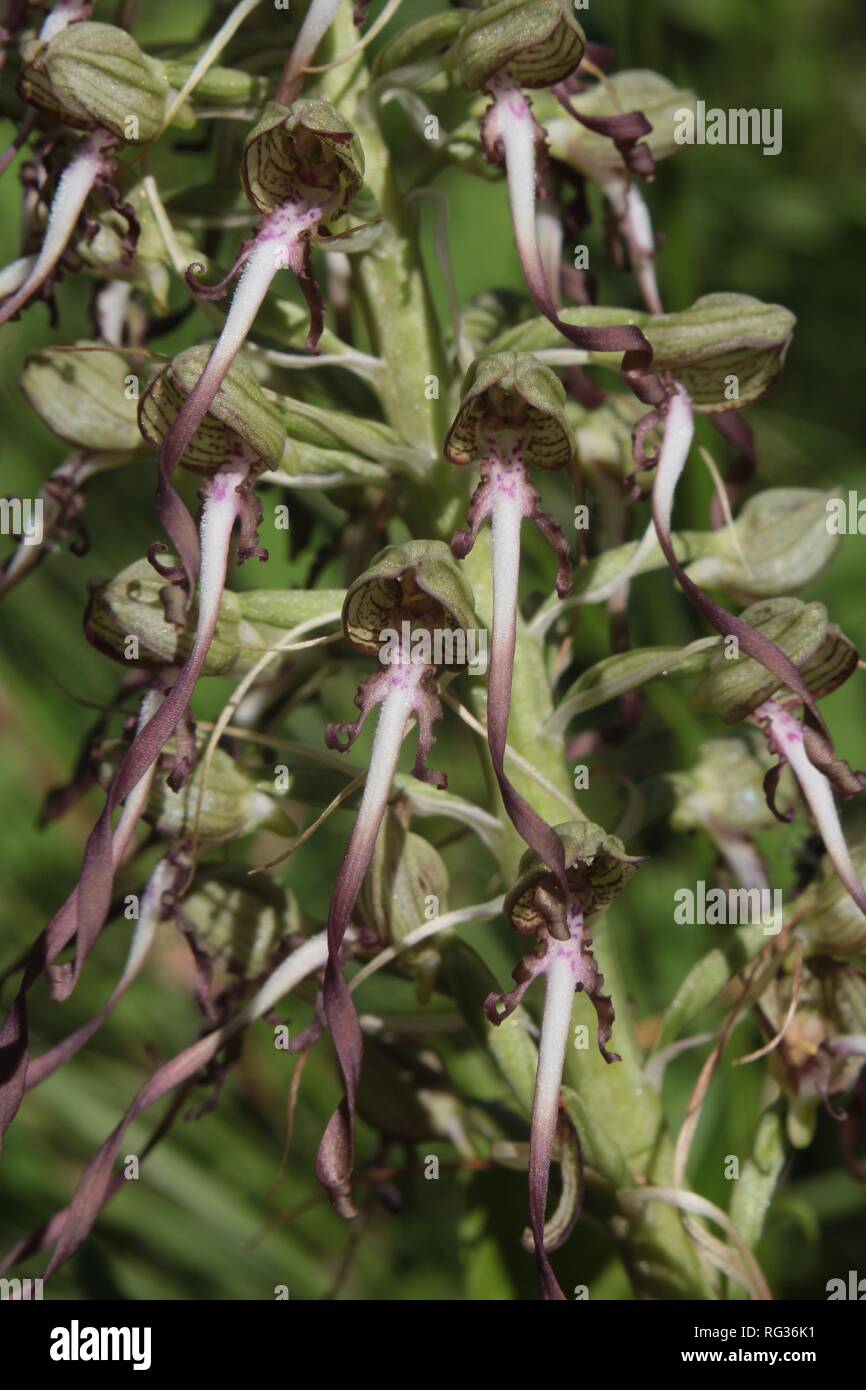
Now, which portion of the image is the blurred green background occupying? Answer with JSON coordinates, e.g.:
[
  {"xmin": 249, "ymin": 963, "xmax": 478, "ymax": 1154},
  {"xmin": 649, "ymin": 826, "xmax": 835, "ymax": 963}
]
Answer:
[{"xmin": 0, "ymin": 0, "xmax": 865, "ymax": 1299}]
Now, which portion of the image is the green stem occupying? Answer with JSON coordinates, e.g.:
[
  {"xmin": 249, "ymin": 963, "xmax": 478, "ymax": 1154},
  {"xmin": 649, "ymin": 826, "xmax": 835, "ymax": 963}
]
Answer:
[{"xmin": 318, "ymin": 4, "xmax": 449, "ymax": 461}]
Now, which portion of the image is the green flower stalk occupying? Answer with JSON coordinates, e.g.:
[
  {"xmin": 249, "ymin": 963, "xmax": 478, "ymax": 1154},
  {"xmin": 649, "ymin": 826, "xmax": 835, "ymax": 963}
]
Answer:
[
  {"xmin": 316, "ymin": 540, "xmax": 477, "ymax": 1214},
  {"xmin": 491, "ymin": 822, "xmax": 642, "ymax": 1298},
  {"xmin": 447, "ymin": 352, "xmax": 574, "ymax": 892}
]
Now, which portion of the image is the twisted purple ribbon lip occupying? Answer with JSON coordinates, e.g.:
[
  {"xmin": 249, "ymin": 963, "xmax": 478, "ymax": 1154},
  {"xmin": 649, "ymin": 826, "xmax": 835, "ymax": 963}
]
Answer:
[
  {"xmin": 317, "ymin": 649, "xmax": 446, "ymax": 1213},
  {"xmin": 649, "ymin": 387, "xmax": 866, "ymax": 918},
  {"xmin": 451, "ymin": 438, "xmax": 573, "ymax": 904},
  {"xmin": 482, "ymin": 73, "xmax": 666, "ymax": 406}
]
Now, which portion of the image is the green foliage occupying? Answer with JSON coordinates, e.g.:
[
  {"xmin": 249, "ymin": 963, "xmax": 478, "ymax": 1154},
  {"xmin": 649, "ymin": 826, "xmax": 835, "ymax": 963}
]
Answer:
[{"xmin": 0, "ymin": 0, "xmax": 864, "ymax": 1305}]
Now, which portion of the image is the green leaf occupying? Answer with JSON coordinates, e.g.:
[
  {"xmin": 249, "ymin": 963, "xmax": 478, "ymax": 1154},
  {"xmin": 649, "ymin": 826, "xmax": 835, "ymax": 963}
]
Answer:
[
  {"xmin": 440, "ymin": 937, "xmax": 538, "ymax": 1117},
  {"xmin": 552, "ymin": 638, "xmax": 719, "ymax": 731},
  {"xmin": 730, "ymin": 1108, "xmax": 787, "ymax": 1255},
  {"xmin": 656, "ymin": 926, "xmax": 766, "ymax": 1048}
]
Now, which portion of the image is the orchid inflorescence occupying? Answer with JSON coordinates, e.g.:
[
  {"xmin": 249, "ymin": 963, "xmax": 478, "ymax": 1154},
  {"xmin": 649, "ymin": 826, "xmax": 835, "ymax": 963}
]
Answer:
[{"xmin": 0, "ymin": 0, "xmax": 864, "ymax": 1303}]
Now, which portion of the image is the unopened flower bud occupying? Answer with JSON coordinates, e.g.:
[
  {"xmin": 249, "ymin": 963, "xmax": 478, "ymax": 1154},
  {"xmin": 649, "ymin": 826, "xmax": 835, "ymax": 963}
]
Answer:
[
  {"xmin": 357, "ymin": 810, "xmax": 448, "ymax": 1001},
  {"xmin": 241, "ymin": 99, "xmax": 364, "ymax": 218},
  {"xmin": 450, "ymin": 0, "xmax": 585, "ymax": 91},
  {"xmin": 161, "ymin": 59, "xmax": 270, "ymax": 112},
  {"xmin": 686, "ymin": 488, "xmax": 842, "ymax": 600},
  {"xmin": 85, "ymin": 557, "xmax": 267, "ymax": 674},
  {"xmin": 139, "ymin": 346, "xmax": 286, "ymax": 475},
  {"xmin": 18, "ymin": 21, "xmax": 169, "ymax": 143},
  {"xmin": 691, "ymin": 598, "xmax": 858, "ymax": 724},
  {"xmin": 99, "ymin": 737, "xmax": 295, "ymax": 842},
  {"xmin": 181, "ymin": 864, "xmax": 299, "ymax": 980},
  {"xmin": 20, "ymin": 343, "xmax": 141, "ymax": 453},
  {"xmin": 373, "ymin": 10, "xmax": 466, "ymax": 77},
  {"xmin": 670, "ymin": 734, "xmax": 794, "ymax": 837},
  {"xmin": 792, "ymin": 840, "xmax": 866, "ymax": 957},
  {"xmin": 445, "ymin": 351, "xmax": 573, "ymax": 469},
  {"xmin": 459, "ymin": 290, "xmax": 533, "ymax": 359},
  {"xmin": 646, "ymin": 292, "xmax": 795, "ymax": 412}
]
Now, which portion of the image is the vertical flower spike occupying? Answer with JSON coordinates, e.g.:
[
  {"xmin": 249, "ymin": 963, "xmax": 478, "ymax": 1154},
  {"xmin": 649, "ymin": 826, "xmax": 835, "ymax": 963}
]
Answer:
[
  {"xmin": 691, "ymin": 597, "xmax": 866, "ymax": 918},
  {"xmin": 0, "ymin": 22, "xmax": 169, "ymax": 322},
  {"xmin": 316, "ymin": 541, "xmax": 478, "ymax": 1214},
  {"xmin": 448, "ymin": 1, "xmax": 665, "ymax": 404},
  {"xmin": 491, "ymin": 822, "xmax": 643, "ymax": 1298},
  {"xmin": 158, "ymin": 101, "xmax": 363, "ymax": 588},
  {"xmin": 41, "ymin": 349, "xmax": 285, "ymax": 1012},
  {"xmin": 446, "ymin": 352, "xmax": 574, "ymax": 895}
]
